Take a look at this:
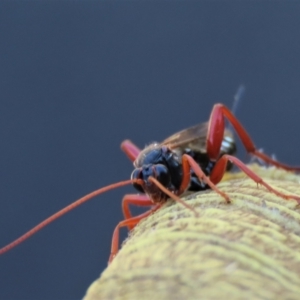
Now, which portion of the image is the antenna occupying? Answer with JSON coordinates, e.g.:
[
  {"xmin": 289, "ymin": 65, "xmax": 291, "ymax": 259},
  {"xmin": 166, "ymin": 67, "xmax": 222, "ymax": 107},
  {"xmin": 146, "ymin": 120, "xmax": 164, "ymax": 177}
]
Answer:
[
  {"xmin": 0, "ymin": 179, "xmax": 137, "ymax": 255},
  {"xmin": 231, "ymin": 84, "xmax": 245, "ymax": 116},
  {"xmin": 0, "ymin": 176, "xmax": 198, "ymax": 255}
]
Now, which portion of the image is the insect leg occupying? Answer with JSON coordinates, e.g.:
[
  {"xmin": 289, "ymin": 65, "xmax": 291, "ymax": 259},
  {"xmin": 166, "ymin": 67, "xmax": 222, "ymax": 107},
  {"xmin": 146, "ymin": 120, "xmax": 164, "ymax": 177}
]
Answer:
[
  {"xmin": 210, "ymin": 154, "xmax": 300, "ymax": 203},
  {"xmin": 109, "ymin": 206, "xmax": 161, "ymax": 263},
  {"xmin": 207, "ymin": 103, "xmax": 300, "ymax": 171},
  {"xmin": 179, "ymin": 154, "xmax": 230, "ymax": 203},
  {"xmin": 122, "ymin": 194, "xmax": 154, "ymax": 230},
  {"xmin": 121, "ymin": 139, "xmax": 141, "ymax": 162}
]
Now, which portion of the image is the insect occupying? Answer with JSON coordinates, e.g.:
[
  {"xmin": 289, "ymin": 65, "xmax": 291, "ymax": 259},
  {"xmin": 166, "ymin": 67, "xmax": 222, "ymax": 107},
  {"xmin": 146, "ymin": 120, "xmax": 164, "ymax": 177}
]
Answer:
[{"xmin": 1, "ymin": 103, "xmax": 300, "ymax": 263}]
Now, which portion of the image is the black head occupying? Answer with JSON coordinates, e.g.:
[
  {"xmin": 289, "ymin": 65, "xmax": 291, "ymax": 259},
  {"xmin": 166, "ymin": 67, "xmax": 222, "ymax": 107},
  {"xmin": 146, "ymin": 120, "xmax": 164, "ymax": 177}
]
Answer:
[
  {"xmin": 131, "ymin": 144, "xmax": 179, "ymax": 203},
  {"xmin": 131, "ymin": 163, "xmax": 172, "ymax": 203}
]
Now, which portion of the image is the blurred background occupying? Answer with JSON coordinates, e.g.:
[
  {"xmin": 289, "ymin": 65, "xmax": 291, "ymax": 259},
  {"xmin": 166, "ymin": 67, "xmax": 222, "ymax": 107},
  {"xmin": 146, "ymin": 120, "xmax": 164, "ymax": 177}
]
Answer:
[{"xmin": 1, "ymin": 2, "xmax": 300, "ymax": 299}]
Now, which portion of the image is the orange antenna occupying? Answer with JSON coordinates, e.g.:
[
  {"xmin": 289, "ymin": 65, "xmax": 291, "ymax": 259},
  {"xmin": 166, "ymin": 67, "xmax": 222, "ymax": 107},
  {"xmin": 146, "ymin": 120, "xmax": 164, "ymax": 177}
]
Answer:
[
  {"xmin": 149, "ymin": 177, "xmax": 199, "ymax": 217},
  {"xmin": 0, "ymin": 179, "xmax": 140, "ymax": 255}
]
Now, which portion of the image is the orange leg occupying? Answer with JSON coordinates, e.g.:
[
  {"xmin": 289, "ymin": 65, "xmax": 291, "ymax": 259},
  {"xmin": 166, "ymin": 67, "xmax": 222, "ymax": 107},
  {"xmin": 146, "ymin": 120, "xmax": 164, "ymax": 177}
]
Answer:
[
  {"xmin": 121, "ymin": 139, "xmax": 141, "ymax": 162},
  {"xmin": 178, "ymin": 154, "xmax": 230, "ymax": 203},
  {"xmin": 122, "ymin": 194, "xmax": 155, "ymax": 230},
  {"xmin": 207, "ymin": 104, "xmax": 300, "ymax": 171},
  {"xmin": 179, "ymin": 153, "xmax": 300, "ymax": 205},
  {"xmin": 109, "ymin": 205, "xmax": 161, "ymax": 263},
  {"xmin": 209, "ymin": 154, "xmax": 300, "ymax": 203}
]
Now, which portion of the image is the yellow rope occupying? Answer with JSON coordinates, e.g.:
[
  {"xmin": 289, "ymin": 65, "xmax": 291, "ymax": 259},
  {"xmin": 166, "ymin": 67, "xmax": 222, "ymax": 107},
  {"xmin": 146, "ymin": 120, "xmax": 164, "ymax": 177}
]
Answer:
[{"xmin": 84, "ymin": 164, "xmax": 300, "ymax": 299}]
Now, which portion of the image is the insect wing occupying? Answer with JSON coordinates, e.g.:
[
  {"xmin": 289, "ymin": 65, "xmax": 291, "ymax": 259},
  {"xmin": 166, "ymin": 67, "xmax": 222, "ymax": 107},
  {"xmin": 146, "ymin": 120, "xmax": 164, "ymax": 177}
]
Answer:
[
  {"xmin": 161, "ymin": 121, "xmax": 234, "ymax": 154},
  {"xmin": 161, "ymin": 122, "xmax": 209, "ymax": 152}
]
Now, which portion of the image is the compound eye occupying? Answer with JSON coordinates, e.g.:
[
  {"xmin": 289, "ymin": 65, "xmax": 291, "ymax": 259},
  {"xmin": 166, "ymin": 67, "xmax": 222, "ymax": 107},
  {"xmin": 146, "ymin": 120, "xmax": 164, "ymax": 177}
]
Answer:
[
  {"xmin": 131, "ymin": 169, "xmax": 144, "ymax": 193},
  {"xmin": 154, "ymin": 164, "xmax": 171, "ymax": 187}
]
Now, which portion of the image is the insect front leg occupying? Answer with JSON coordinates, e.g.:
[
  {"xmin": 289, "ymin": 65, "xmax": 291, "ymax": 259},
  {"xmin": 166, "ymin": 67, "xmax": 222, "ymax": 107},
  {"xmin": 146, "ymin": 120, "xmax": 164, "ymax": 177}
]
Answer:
[
  {"xmin": 207, "ymin": 103, "xmax": 300, "ymax": 171},
  {"xmin": 122, "ymin": 194, "xmax": 155, "ymax": 230},
  {"xmin": 121, "ymin": 139, "xmax": 141, "ymax": 162},
  {"xmin": 210, "ymin": 154, "xmax": 300, "ymax": 203},
  {"xmin": 109, "ymin": 205, "xmax": 161, "ymax": 263},
  {"xmin": 178, "ymin": 154, "xmax": 230, "ymax": 203}
]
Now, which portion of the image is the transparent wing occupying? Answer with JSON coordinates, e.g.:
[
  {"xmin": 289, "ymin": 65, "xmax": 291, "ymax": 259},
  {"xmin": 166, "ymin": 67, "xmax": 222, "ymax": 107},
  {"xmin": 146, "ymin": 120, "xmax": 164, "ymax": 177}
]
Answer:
[
  {"xmin": 161, "ymin": 122, "xmax": 209, "ymax": 152},
  {"xmin": 161, "ymin": 121, "xmax": 234, "ymax": 153}
]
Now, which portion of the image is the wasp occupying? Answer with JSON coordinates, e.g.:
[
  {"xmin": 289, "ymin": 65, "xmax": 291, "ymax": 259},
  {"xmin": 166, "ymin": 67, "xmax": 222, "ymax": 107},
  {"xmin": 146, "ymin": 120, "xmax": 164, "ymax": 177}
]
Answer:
[{"xmin": 1, "ymin": 103, "xmax": 300, "ymax": 263}]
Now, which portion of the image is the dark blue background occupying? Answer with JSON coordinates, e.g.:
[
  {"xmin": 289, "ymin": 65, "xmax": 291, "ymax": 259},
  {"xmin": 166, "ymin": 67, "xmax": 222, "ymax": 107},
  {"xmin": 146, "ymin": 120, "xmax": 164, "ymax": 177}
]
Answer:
[{"xmin": 1, "ymin": 2, "xmax": 300, "ymax": 299}]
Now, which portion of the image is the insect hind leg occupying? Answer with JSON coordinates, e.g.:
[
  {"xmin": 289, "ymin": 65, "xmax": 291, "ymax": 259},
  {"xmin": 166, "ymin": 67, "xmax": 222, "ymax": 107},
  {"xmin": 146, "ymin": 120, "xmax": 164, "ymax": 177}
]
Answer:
[
  {"xmin": 210, "ymin": 154, "xmax": 300, "ymax": 204},
  {"xmin": 207, "ymin": 104, "xmax": 300, "ymax": 171}
]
